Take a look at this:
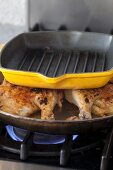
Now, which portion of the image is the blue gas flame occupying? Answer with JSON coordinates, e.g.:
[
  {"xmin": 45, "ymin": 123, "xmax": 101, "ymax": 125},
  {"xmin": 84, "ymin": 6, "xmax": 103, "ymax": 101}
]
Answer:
[{"xmin": 6, "ymin": 125, "xmax": 78, "ymax": 144}]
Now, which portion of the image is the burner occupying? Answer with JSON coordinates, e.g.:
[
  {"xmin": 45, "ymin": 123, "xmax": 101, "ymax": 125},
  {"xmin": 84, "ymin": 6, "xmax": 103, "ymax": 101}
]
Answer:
[
  {"xmin": 0, "ymin": 123, "xmax": 111, "ymax": 169},
  {"xmin": 6, "ymin": 125, "xmax": 78, "ymax": 144}
]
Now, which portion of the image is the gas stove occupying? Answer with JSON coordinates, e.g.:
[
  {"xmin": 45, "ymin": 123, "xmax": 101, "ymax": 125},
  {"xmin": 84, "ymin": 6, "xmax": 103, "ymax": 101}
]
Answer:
[
  {"xmin": 1, "ymin": 1, "xmax": 113, "ymax": 170},
  {"xmin": 0, "ymin": 121, "xmax": 111, "ymax": 170}
]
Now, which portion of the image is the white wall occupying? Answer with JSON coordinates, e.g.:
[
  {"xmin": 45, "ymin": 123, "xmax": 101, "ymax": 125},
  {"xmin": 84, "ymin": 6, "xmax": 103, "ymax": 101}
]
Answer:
[{"xmin": 0, "ymin": 0, "xmax": 27, "ymax": 26}]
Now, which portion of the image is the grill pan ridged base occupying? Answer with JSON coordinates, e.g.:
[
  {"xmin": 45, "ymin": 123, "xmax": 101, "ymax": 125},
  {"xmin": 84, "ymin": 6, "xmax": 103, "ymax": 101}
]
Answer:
[
  {"xmin": 2, "ymin": 49, "xmax": 108, "ymax": 76},
  {"xmin": 0, "ymin": 31, "xmax": 113, "ymax": 89}
]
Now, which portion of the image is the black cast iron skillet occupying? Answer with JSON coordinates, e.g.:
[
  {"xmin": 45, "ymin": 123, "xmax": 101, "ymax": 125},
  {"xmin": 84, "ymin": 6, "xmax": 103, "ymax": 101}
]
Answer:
[
  {"xmin": 0, "ymin": 72, "xmax": 113, "ymax": 135},
  {"xmin": 0, "ymin": 106, "xmax": 113, "ymax": 135}
]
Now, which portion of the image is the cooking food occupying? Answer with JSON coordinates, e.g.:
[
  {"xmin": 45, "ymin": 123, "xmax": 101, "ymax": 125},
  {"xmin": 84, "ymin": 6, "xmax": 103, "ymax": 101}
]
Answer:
[
  {"xmin": 0, "ymin": 80, "xmax": 63, "ymax": 120},
  {"xmin": 1, "ymin": 78, "xmax": 113, "ymax": 121},
  {"xmin": 65, "ymin": 83, "xmax": 113, "ymax": 119}
]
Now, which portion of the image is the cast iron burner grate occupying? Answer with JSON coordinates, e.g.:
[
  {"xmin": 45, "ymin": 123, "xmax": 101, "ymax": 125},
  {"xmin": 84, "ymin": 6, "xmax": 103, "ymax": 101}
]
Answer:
[{"xmin": 0, "ymin": 122, "xmax": 112, "ymax": 170}]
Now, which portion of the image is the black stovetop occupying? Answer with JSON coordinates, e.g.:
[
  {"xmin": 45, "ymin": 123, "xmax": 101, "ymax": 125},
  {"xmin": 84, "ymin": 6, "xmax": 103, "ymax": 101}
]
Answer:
[{"xmin": 0, "ymin": 147, "xmax": 102, "ymax": 170}]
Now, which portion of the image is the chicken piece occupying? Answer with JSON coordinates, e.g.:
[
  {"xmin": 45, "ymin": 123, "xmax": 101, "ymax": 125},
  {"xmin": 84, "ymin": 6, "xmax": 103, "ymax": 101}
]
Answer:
[
  {"xmin": 65, "ymin": 83, "xmax": 113, "ymax": 119},
  {"xmin": 1, "ymin": 79, "xmax": 11, "ymax": 86},
  {"xmin": 92, "ymin": 84, "xmax": 113, "ymax": 117},
  {"xmin": 32, "ymin": 88, "xmax": 63, "ymax": 120},
  {"xmin": 0, "ymin": 80, "xmax": 63, "ymax": 120},
  {"xmin": 65, "ymin": 89, "xmax": 97, "ymax": 119},
  {"xmin": 0, "ymin": 83, "xmax": 39, "ymax": 117}
]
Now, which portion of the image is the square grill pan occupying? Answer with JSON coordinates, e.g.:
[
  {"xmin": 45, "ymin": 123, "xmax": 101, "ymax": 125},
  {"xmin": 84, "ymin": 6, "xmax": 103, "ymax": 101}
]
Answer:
[{"xmin": 0, "ymin": 31, "xmax": 113, "ymax": 89}]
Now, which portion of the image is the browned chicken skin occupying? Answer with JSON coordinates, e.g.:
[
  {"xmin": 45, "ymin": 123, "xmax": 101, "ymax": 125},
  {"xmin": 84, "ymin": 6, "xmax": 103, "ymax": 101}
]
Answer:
[
  {"xmin": 2, "ymin": 80, "xmax": 113, "ymax": 120},
  {"xmin": 0, "ymin": 80, "xmax": 63, "ymax": 120},
  {"xmin": 65, "ymin": 83, "xmax": 113, "ymax": 119}
]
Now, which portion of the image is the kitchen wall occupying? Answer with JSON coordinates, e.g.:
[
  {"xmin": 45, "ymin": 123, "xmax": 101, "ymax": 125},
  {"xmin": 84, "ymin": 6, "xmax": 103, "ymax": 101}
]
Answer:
[
  {"xmin": 0, "ymin": 0, "xmax": 27, "ymax": 43},
  {"xmin": 29, "ymin": 0, "xmax": 113, "ymax": 33}
]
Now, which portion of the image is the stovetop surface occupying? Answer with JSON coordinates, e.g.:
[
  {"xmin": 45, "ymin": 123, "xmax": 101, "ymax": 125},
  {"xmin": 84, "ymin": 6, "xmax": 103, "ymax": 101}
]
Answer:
[
  {"xmin": 0, "ymin": 130, "xmax": 113, "ymax": 170},
  {"xmin": 0, "ymin": 147, "xmax": 112, "ymax": 170},
  {"xmin": 0, "ymin": 148, "xmax": 101, "ymax": 170}
]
